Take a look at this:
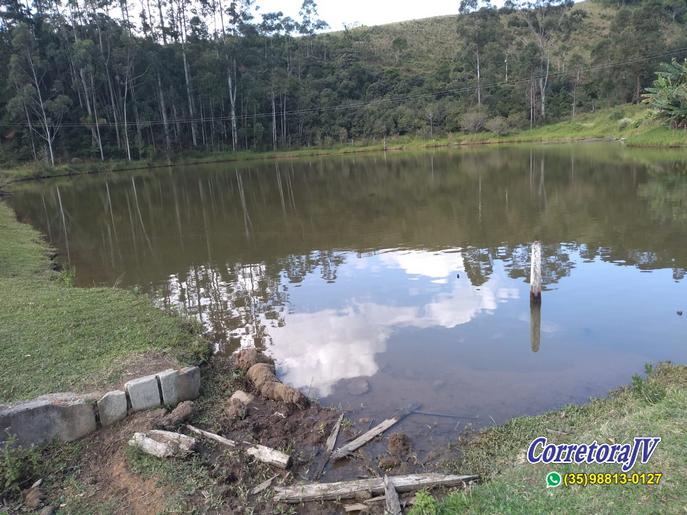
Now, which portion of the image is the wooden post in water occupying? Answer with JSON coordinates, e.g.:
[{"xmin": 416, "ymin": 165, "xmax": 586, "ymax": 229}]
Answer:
[
  {"xmin": 530, "ymin": 241, "xmax": 542, "ymax": 304},
  {"xmin": 530, "ymin": 302, "xmax": 541, "ymax": 353}
]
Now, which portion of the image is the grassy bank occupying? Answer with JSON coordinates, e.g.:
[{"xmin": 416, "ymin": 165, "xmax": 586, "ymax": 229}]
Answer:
[
  {"xmin": 0, "ymin": 202, "xmax": 208, "ymax": 402},
  {"xmin": 2, "ymin": 105, "xmax": 686, "ymax": 191},
  {"xmin": 410, "ymin": 363, "xmax": 687, "ymax": 514}
]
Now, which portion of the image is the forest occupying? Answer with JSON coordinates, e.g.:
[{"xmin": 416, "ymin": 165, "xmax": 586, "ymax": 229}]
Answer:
[{"xmin": 1, "ymin": 0, "xmax": 687, "ymax": 165}]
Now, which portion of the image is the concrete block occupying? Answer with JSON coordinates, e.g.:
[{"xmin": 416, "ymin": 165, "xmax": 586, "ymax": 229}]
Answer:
[
  {"xmin": 97, "ymin": 390, "xmax": 127, "ymax": 426},
  {"xmin": 0, "ymin": 393, "xmax": 97, "ymax": 446},
  {"xmin": 125, "ymin": 375, "xmax": 161, "ymax": 412},
  {"xmin": 158, "ymin": 367, "xmax": 200, "ymax": 406}
]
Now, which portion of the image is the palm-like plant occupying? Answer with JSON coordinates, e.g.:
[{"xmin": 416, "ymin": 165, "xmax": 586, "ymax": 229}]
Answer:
[{"xmin": 643, "ymin": 59, "xmax": 687, "ymax": 129}]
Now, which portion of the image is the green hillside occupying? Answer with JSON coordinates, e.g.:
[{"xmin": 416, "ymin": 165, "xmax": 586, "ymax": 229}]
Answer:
[{"xmin": 2, "ymin": 0, "xmax": 687, "ymax": 164}]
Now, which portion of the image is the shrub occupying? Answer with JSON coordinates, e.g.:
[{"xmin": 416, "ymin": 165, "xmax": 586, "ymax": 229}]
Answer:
[
  {"xmin": 485, "ymin": 116, "xmax": 510, "ymax": 136},
  {"xmin": 608, "ymin": 109, "xmax": 625, "ymax": 121},
  {"xmin": 460, "ymin": 109, "xmax": 487, "ymax": 133},
  {"xmin": 618, "ymin": 117, "xmax": 633, "ymax": 130}
]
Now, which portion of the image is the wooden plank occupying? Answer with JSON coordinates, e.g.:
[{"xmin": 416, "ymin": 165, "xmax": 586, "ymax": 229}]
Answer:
[
  {"xmin": 251, "ymin": 474, "xmax": 278, "ymax": 495},
  {"xmin": 326, "ymin": 413, "xmax": 344, "ymax": 453},
  {"xmin": 186, "ymin": 424, "xmax": 237, "ymax": 447},
  {"xmin": 331, "ymin": 405, "xmax": 418, "ymax": 461},
  {"xmin": 273, "ymin": 473, "xmax": 478, "ymax": 503},
  {"xmin": 384, "ymin": 476, "xmax": 401, "ymax": 515},
  {"xmin": 245, "ymin": 441, "xmax": 291, "ymax": 469}
]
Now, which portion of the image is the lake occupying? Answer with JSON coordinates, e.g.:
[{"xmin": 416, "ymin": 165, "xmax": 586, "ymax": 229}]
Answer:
[{"xmin": 9, "ymin": 143, "xmax": 687, "ymax": 446}]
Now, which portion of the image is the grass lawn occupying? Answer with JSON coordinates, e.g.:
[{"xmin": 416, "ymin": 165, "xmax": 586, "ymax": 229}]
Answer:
[
  {"xmin": 0, "ymin": 202, "xmax": 209, "ymax": 403},
  {"xmin": 410, "ymin": 364, "xmax": 687, "ymax": 514}
]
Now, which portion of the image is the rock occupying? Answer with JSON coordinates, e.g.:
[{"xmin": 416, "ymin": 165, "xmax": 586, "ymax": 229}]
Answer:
[
  {"xmin": 378, "ymin": 455, "xmax": 401, "ymax": 470},
  {"xmin": 345, "ymin": 378, "xmax": 370, "ymax": 396},
  {"xmin": 156, "ymin": 401, "xmax": 194, "ymax": 430},
  {"xmin": 226, "ymin": 399, "xmax": 248, "ymax": 420},
  {"xmin": 158, "ymin": 367, "xmax": 201, "ymax": 406},
  {"xmin": 39, "ymin": 506, "xmax": 56, "ymax": 515},
  {"xmin": 129, "ymin": 430, "xmax": 196, "ymax": 458},
  {"xmin": 0, "ymin": 393, "xmax": 97, "ymax": 446},
  {"xmin": 431, "ymin": 379, "xmax": 446, "ymax": 391},
  {"xmin": 125, "ymin": 375, "xmax": 162, "ymax": 412},
  {"xmin": 97, "ymin": 390, "xmax": 127, "ymax": 427},
  {"xmin": 388, "ymin": 433, "xmax": 411, "ymax": 457},
  {"xmin": 23, "ymin": 485, "xmax": 43, "ymax": 510},
  {"xmin": 230, "ymin": 390, "xmax": 254, "ymax": 406}
]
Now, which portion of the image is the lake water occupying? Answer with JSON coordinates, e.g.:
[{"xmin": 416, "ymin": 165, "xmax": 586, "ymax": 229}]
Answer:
[{"xmin": 9, "ymin": 144, "xmax": 687, "ymax": 445}]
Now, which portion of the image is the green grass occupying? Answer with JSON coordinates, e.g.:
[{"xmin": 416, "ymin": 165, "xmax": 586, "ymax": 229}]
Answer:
[
  {"xmin": 411, "ymin": 364, "xmax": 687, "ymax": 514},
  {"xmin": 0, "ymin": 202, "xmax": 209, "ymax": 402}
]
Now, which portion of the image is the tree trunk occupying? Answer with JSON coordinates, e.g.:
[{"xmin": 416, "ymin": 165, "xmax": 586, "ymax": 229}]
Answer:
[
  {"xmin": 157, "ymin": 74, "xmax": 172, "ymax": 156},
  {"xmin": 476, "ymin": 47, "xmax": 481, "ymax": 107},
  {"xmin": 271, "ymin": 90, "xmax": 277, "ymax": 150},
  {"xmin": 227, "ymin": 58, "xmax": 238, "ymax": 151}
]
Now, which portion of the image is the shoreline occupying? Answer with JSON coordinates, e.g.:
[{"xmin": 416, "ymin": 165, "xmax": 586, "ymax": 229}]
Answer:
[{"xmin": 2, "ymin": 105, "xmax": 686, "ymax": 193}]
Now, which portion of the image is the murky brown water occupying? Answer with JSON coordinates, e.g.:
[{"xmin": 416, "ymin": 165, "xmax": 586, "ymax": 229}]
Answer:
[{"xmin": 9, "ymin": 144, "xmax": 687, "ymax": 449}]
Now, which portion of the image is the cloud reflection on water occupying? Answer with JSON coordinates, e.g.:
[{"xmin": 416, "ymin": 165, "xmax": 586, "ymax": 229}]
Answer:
[{"xmin": 269, "ymin": 249, "xmax": 519, "ymax": 396}]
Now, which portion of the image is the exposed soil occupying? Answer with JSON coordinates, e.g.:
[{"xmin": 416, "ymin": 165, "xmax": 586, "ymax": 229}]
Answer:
[{"xmin": 7, "ymin": 352, "xmax": 470, "ymax": 514}]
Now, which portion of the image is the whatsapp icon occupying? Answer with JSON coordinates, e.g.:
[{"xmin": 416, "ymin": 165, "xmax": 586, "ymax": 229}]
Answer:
[{"xmin": 546, "ymin": 471, "xmax": 562, "ymax": 488}]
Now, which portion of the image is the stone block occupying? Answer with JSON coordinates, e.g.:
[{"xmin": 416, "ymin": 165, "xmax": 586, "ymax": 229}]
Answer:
[
  {"xmin": 158, "ymin": 367, "xmax": 200, "ymax": 406},
  {"xmin": 125, "ymin": 375, "xmax": 161, "ymax": 412},
  {"xmin": 0, "ymin": 393, "xmax": 97, "ymax": 446},
  {"xmin": 97, "ymin": 390, "xmax": 127, "ymax": 426}
]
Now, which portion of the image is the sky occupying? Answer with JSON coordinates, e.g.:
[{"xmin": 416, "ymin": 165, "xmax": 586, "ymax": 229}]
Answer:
[{"xmin": 255, "ymin": 0, "xmax": 461, "ymax": 31}]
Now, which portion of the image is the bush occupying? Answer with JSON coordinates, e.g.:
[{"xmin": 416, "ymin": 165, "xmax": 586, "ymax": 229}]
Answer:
[
  {"xmin": 485, "ymin": 116, "xmax": 510, "ymax": 136},
  {"xmin": 618, "ymin": 117, "xmax": 633, "ymax": 130},
  {"xmin": 608, "ymin": 109, "xmax": 625, "ymax": 121},
  {"xmin": 460, "ymin": 109, "xmax": 487, "ymax": 133}
]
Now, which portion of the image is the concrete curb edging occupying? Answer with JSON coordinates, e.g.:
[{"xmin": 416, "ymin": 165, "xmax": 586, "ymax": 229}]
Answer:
[{"xmin": 0, "ymin": 366, "xmax": 200, "ymax": 447}]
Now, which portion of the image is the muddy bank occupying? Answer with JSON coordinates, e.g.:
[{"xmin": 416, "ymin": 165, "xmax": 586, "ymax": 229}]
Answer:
[{"xmin": 4, "ymin": 349, "xmax": 473, "ymax": 514}]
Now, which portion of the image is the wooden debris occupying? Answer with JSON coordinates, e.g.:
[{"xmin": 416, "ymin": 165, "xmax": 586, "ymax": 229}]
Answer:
[
  {"xmin": 186, "ymin": 424, "xmax": 291, "ymax": 469},
  {"xmin": 412, "ymin": 410, "xmax": 479, "ymax": 420},
  {"xmin": 251, "ymin": 474, "xmax": 278, "ymax": 495},
  {"xmin": 384, "ymin": 475, "xmax": 402, "ymax": 515},
  {"xmin": 273, "ymin": 473, "xmax": 478, "ymax": 503},
  {"xmin": 313, "ymin": 412, "xmax": 345, "ymax": 479},
  {"xmin": 245, "ymin": 442, "xmax": 291, "ymax": 469},
  {"xmin": 186, "ymin": 424, "xmax": 236, "ymax": 447},
  {"xmin": 129, "ymin": 430, "xmax": 196, "ymax": 458},
  {"xmin": 331, "ymin": 405, "xmax": 418, "ymax": 460},
  {"xmin": 344, "ymin": 503, "xmax": 369, "ymax": 512},
  {"xmin": 326, "ymin": 413, "xmax": 344, "ymax": 453}
]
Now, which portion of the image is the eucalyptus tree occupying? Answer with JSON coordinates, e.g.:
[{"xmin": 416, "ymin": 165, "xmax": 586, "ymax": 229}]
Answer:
[{"xmin": 8, "ymin": 23, "xmax": 71, "ymax": 165}]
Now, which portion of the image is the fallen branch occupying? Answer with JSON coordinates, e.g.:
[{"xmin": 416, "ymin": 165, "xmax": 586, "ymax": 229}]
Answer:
[
  {"xmin": 129, "ymin": 430, "xmax": 196, "ymax": 458},
  {"xmin": 186, "ymin": 424, "xmax": 291, "ymax": 469},
  {"xmin": 273, "ymin": 473, "xmax": 478, "ymax": 503},
  {"xmin": 331, "ymin": 405, "xmax": 419, "ymax": 460},
  {"xmin": 326, "ymin": 413, "xmax": 344, "ymax": 453},
  {"xmin": 251, "ymin": 474, "xmax": 278, "ymax": 495},
  {"xmin": 384, "ymin": 475, "xmax": 402, "ymax": 515},
  {"xmin": 412, "ymin": 410, "xmax": 479, "ymax": 420}
]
